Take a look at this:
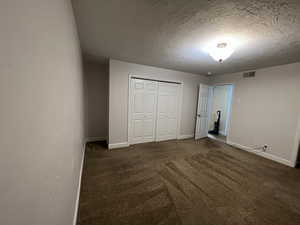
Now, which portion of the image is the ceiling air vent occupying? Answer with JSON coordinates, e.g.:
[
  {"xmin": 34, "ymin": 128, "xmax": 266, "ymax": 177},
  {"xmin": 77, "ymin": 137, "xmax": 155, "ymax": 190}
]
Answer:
[{"xmin": 243, "ymin": 71, "xmax": 256, "ymax": 78}]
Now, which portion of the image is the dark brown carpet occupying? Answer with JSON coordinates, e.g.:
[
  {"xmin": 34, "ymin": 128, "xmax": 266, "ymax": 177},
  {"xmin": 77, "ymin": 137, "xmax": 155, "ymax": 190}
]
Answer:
[{"xmin": 77, "ymin": 138, "xmax": 300, "ymax": 225}]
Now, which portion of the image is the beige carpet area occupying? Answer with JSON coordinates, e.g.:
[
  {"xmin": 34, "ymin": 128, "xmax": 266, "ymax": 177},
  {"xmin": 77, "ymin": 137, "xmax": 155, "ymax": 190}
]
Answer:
[{"xmin": 77, "ymin": 138, "xmax": 300, "ymax": 225}]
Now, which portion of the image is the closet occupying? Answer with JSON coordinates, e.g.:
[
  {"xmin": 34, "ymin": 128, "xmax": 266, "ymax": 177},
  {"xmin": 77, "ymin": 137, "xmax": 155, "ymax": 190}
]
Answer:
[{"xmin": 129, "ymin": 78, "xmax": 181, "ymax": 144}]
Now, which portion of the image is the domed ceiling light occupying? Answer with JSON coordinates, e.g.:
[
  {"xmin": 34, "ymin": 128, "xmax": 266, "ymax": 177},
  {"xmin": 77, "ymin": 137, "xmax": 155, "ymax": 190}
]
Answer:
[
  {"xmin": 203, "ymin": 37, "xmax": 241, "ymax": 63},
  {"xmin": 209, "ymin": 42, "xmax": 234, "ymax": 63}
]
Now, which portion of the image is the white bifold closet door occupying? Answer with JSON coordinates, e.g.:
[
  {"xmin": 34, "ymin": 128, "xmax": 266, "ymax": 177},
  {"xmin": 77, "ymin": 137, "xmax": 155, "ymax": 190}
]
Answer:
[
  {"xmin": 156, "ymin": 82, "xmax": 179, "ymax": 141},
  {"xmin": 131, "ymin": 79, "xmax": 158, "ymax": 144},
  {"xmin": 130, "ymin": 78, "xmax": 180, "ymax": 144}
]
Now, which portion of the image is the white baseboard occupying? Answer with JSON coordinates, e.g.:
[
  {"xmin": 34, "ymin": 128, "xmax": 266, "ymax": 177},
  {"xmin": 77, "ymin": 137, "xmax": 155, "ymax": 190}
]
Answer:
[
  {"xmin": 178, "ymin": 134, "xmax": 194, "ymax": 140},
  {"xmin": 291, "ymin": 115, "xmax": 300, "ymax": 167},
  {"xmin": 109, "ymin": 142, "xmax": 129, "ymax": 149},
  {"xmin": 219, "ymin": 131, "xmax": 226, "ymax": 136},
  {"xmin": 73, "ymin": 143, "xmax": 86, "ymax": 225},
  {"xmin": 227, "ymin": 140, "xmax": 294, "ymax": 167},
  {"xmin": 85, "ymin": 136, "xmax": 107, "ymax": 143},
  {"xmin": 208, "ymin": 134, "xmax": 227, "ymax": 143}
]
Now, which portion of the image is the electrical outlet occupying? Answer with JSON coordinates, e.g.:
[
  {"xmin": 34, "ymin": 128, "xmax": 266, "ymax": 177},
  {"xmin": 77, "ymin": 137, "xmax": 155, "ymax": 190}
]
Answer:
[{"xmin": 263, "ymin": 145, "xmax": 268, "ymax": 152}]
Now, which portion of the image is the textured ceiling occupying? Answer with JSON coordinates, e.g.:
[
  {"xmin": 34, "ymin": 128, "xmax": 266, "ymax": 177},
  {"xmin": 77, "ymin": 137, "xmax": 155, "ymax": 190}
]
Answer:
[{"xmin": 72, "ymin": 0, "xmax": 300, "ymax": 75}]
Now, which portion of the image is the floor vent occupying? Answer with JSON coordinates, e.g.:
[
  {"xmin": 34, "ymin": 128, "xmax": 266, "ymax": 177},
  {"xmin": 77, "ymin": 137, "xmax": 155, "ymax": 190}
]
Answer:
[{"xmin": 243, "ymin": 71, "xmax": 256, "ymax": 78}]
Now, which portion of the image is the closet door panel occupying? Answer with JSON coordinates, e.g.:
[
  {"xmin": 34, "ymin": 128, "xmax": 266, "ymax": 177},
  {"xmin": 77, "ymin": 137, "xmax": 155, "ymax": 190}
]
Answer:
[
  {"xmin": 130, "ymin": 79, "xmax": 158, "ymax": 144},
  {"xmin": 156, "ymin": 83, "xmax": 180, "ymax": 141},
  {"xmin": 143, "ymin": 81, "xmax": 158, "ymax": 142},
  {"xmin": 131, "ymin": 79, "xmax": 145, "ymax": 144}
]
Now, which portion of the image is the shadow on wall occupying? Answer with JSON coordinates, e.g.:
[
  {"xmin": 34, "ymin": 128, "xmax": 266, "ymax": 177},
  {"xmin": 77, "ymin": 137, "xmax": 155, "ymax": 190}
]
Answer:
[
  {"xmin": 297, "ymin": 143, "xmax": 300, "ymax": 167},
  {"xmin": 83, "ymin": 57, "xmax": 109, "ymax": 141}
]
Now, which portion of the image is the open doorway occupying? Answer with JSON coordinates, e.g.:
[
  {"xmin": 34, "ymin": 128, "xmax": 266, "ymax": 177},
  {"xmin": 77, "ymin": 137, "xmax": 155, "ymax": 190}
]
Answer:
[{"xmin": 208, "ymin": 84, "xmax": 233, "ymax": 143}]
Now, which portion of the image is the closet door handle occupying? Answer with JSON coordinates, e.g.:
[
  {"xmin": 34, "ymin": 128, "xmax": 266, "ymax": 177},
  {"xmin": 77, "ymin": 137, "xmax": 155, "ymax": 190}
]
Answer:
[{"xmin": 197, "ymin": 114, "xmax": 201, "ymax": 117}]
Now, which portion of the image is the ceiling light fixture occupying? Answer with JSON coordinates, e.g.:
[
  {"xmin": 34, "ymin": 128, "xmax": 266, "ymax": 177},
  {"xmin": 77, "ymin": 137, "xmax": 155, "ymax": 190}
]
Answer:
[
  {"xmin": 203, "ymin": 36, "xmax": 242, "ymax": 63},
  {"xmin": 207, "ymin": 42, "xmax": 234, "ymax": 63}
]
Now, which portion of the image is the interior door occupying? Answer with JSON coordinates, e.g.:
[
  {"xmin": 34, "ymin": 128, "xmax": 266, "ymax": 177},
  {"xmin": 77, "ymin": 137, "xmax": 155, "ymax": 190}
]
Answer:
[
  {"xmin": 131, "ymin": 79, "xmax": 158, "ymax": 144},
  {"xmin": 156, "ymin": 82, "xmax": 180, "ymax": 141},
  {"xmin": 195, "ymin": 84, "xmax": 211, "ymax": 140}
]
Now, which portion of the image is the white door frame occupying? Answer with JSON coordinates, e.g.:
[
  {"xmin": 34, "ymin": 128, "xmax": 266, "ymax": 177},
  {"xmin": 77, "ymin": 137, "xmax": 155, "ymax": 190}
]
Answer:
[
  {"xmin": 128, "ymin": 74, "xmax": 183, "ymax": 145},
  {"xmin": 208, "ymin": 83, "xmax": 235, "ymax": 141}
]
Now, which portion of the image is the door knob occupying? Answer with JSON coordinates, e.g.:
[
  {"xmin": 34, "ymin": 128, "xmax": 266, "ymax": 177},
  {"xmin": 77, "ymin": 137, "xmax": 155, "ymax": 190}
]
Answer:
[{"xmin": 197, "ymin": 114, "xmax": 201, "ymax": 117}]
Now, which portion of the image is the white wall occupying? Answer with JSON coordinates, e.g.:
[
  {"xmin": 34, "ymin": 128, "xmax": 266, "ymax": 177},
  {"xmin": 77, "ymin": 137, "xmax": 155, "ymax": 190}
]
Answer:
[
  {"xmin": 211, "ymin": 62, "xmax": 300, "ymax": 165},
  {"xmin": 109, "ymin": 59, "xmax": 209, "ymax": 145},
  {"xmin": 83, "ymin": 60, "xmax": 109, "ymax": 141},
  {"xmin": 0, "ymin": 1, "xmax": 84, "ymax": 225},
  {"xmin": 210, "ymin": 85, "xmax": 231, "ymax": 135}
]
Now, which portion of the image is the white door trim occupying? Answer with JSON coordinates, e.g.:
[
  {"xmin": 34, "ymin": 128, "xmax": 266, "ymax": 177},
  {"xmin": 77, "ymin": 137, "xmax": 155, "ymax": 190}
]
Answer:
[
  {"xmin": 225, "ymin": 85, "xmax": 234, "ymax": 136},
  {"xmin": 207, "ymin": 87, "xmax": 214, "ymax": 135},
  {"xmin": 209, "ymin": 83, "xmax": 235, "ymax": 140},
  {"xmin": 128, "ymin": 74, "xmax": 183, "ymax": 145}
]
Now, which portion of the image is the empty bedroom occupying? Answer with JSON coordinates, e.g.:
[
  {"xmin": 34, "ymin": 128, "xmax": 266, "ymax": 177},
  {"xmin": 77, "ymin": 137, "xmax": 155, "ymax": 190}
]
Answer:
[{"xmin": 1, "ymin": 1, "xmax": 300, "ymax": 225}]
